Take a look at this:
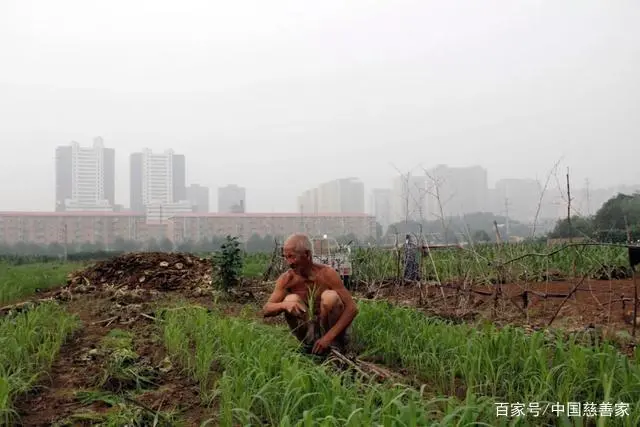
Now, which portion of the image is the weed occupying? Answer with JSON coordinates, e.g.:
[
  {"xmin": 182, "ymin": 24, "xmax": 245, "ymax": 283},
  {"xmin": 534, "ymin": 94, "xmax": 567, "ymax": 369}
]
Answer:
[{"xmin": 95, "ymin": 329, "xmax": 157, "ymax": 392}]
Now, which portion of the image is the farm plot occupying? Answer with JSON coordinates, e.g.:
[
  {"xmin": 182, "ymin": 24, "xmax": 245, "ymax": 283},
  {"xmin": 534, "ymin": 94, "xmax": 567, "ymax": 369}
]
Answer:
[
  {"xmin": 350, "ymin": 243, "xmax": 634, "ymax": 284},
  {"xmin": 2, "ymin": 251, "xmax": 639, "ymax": 426},
  {"xmin": 0, "ymin": 302, "xmax": 80, "ymax": 425}
]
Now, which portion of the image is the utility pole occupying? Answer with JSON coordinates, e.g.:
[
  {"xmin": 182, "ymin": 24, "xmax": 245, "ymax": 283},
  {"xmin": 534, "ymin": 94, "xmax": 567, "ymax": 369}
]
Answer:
[
  {"xmin": 584, "ymin": 178, "xmax": 591, "ymax": 216},
  {"xmin": 504, "ymin": 197, "xmax": 510, "ymax": 242},
  {"xmin": 63, "ymin": 223, "xmax": 68, "ymax": 262}
]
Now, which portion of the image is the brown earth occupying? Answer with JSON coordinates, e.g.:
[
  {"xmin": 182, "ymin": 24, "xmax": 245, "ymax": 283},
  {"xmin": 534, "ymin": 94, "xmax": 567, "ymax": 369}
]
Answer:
[
  {"xmin": 11, "ymin": 252, "xmax": 224, "ymax": 426},
  {"xmin": 372, "ymin": 278, "xmax": 639, "ymax": 330},
  {"xmin": 8, "ymin": 252, "xmax": 640, "ymax": 425},
  {"xmin": 13, "ymin": 292, "xmax": 211, "ymax": 427}
]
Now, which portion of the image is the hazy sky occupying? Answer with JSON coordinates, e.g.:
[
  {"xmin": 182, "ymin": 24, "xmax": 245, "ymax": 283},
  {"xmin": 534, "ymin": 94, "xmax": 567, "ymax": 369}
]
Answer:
[{"xmin": 1, "ymin": 0, "xmax": 638, "ymax": 212}]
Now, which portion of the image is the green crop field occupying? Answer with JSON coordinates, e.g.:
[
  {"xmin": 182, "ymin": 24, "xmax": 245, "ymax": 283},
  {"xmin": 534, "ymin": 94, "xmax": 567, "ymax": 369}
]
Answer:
[
  {"xmin": 0, "ymin": 246, "xmax": 638, "ymax": 425},
  {"xmin": 349, "ymin": 243, "xmax": 632, "ymax": 284}
]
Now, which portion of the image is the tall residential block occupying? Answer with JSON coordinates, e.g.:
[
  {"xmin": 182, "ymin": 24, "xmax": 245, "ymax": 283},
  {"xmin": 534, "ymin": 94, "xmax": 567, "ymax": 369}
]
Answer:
[
  {"xmin": 218, "ymin": 184, "xmax": 246, "ymax": 213},
  {"xmin": 298, "ymin": 187, "xmax": 319, "ymax": 215},
  {"xmin": 424, "ymin": 165, "xmax": 489, "ymax": 219},
  {"xmin": 130, "ymin": 149, "xmax": 187, "ymax": 208},
  {"xmin": 370, "ymin": 188, "xmax": 392, "ymax": 231},
  {"xmin": 129, "ymin": 148, "xmax": 190, "ymax": 221},
  {"xmin": 390, "ymin": 173, "xmax": 427, "ymax": 224},
  {"xmin": 187, "ymin": 184, "xmax": 210, "ymax": 213},
  {"xmin": 300, "ymin": 178, "xmax": 365, "ymax": 215},
  {"xmin": 55, "ymin": 137, "xmax": 115, "ymax": 211}
]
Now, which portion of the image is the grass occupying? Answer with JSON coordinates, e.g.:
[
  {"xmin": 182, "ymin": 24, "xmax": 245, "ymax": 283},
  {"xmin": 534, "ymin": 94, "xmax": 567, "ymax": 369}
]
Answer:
[
  {"xmin": 352, "ymin": 300, "xmax": 640, "ymax": 426},
  {"xmin": 0, "ymin": 302, "xmax": 80, "ymax": 425},
  {"xmin": 157, "ymin": 304, "xmax": 505, "ymax": 426},
  {"xmin": 0, "ymin": 261, "xmax": 83, "ymax": 304}
]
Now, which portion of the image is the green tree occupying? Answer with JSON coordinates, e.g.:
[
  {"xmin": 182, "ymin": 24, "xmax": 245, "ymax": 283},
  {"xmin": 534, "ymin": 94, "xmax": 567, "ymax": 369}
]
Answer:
[
  {"xmin": 472, "ymin": 230, "xmax": 491, "ymax": 242},
  {"xmin": 594, "ymin": 192, "xmax": 640, "ymax": 231},
  {"xmin": 549, "ymin": 215, "xmax": 595, "ymax": 238}
]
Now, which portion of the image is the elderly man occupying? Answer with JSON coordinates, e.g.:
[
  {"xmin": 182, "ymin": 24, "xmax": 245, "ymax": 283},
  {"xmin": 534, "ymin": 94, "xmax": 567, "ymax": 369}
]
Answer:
[{"xmin": 262, "ymin": 233, "xmax": 358, "ymax": 354}]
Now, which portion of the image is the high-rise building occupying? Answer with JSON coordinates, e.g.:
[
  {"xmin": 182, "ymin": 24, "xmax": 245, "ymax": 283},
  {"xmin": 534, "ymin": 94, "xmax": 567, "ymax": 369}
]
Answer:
[
  {"xmin": 424, "ymin": 165, "xmax": 488, "ymax": 218},
  {"xmin": 311, "ymin": 178, "xmax": 365, "ymax": 214},
  {"xmin": 187, "ymin": 184, "xmax": 210, "ymax": 213},
  {"xmin": 129, "ymin": 148, "xmax": 190, "ymax": 221},
  {"xmin": 390, "ymin": 173, "xmax": 427, "ymax": 224},
  {"xmin": 218, "ymin": 184, "xmax": 246, "ymax": 213},
  {"xmin": 370, "ymin": 188, "xmax": 392, "ymax": 231},
  {"xmin": 298, "ymin": 188, "xmax": 319, "ymax": 215},
  {"xmin": 55, "ymin": 137, "xmax": 115, "ymax": 211},
  {"xmin": 130, "ymin": 149, "xmax": 187, "ymax": 209}
]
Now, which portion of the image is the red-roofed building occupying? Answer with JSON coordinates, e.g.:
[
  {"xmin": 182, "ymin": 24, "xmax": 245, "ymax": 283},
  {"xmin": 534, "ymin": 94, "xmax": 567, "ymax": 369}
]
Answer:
[
  {"xmin": 167, "ymin": 212, "xmax": 376, "ymax": 243},
  {"xmin": 0, "ymin": 211, "xmax": 147, "ymax": 246},
  {"xmin": 0, "ymin": 211, "xmax": 376, "ymax": 246}
]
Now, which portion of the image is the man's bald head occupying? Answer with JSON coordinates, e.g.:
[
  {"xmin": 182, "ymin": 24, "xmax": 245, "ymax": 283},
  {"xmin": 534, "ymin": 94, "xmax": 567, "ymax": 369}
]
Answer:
[
  {"xmin": 283, "ymin": 233, "xmax": 313, "ymax": 274},
  {"xmin": 284, "ymin": 233, "xmax": 312, "ymax": 254}
]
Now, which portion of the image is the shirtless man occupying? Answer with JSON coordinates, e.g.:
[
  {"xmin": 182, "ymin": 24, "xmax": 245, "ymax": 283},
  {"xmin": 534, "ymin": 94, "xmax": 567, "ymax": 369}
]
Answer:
[{"xmin": 262, "ymin": 233, "xmax": 359, "ymax": 355}]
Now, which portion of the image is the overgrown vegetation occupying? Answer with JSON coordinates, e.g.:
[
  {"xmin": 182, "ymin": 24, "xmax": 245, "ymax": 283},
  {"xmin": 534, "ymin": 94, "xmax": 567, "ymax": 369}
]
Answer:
[
  {"xmin": 0, "ymin": 262, "xmax": 81, "ymax": 304},
  {"xmin": 0, "ymin": 302, "xmax": 80, "ymax": 425}
]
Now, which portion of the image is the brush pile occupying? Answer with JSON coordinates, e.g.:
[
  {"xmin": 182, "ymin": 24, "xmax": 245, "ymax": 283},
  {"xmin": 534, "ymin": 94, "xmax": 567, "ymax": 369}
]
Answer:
[{"xmin": 66, "ymin": 252, "xmax": 213, "ymax": 293}]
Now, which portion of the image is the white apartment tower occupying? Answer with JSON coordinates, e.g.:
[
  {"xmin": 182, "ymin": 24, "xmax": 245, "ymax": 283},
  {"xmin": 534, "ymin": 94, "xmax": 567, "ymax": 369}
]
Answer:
[
  {"xmin": 300, "ymin": 178, "xmax": 365, "ymax": 214},
  {"xmin": 55, "ymin": 138, "xmax": 115, "ymax": 211},
  {"xmin": 130, "ymin": 148, "xmax": 190, "ymax": 221}
]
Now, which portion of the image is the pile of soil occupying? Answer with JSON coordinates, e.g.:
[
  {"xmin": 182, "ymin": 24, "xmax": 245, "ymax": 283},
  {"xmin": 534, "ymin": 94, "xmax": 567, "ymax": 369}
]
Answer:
[{"xmin": 66, "ymin": 251, "xmax": 213, "ymax": 292}]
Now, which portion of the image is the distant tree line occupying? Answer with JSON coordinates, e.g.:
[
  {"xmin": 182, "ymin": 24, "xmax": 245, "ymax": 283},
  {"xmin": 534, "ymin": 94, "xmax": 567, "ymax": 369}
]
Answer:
[
  {"xmin": 548, "ymin": 192, "xmax": 640, "ymax": 242},
  {"xmin": 382, "ymin": 212, "xmax": 549, "ymax": 244},
  {"xmin": 0, "ymin": 233, "xmax": 372, "ymax": 260}
]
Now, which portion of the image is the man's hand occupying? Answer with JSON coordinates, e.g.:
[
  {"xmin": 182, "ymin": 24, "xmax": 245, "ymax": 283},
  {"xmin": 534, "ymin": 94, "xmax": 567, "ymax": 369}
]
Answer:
[
  {"xmin": 312, "ymin": 334, "xmax": 332, "ymax": 354},
  {"xmin": 282, "ymin": 300, "xmax": 306, "ymax": 317}
]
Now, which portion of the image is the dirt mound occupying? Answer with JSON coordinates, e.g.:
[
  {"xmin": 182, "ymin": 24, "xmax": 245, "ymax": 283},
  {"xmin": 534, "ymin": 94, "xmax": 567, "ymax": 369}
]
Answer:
[{"xmin": 67, "ymin": 252, "xmax": 213, "ymax": 292}]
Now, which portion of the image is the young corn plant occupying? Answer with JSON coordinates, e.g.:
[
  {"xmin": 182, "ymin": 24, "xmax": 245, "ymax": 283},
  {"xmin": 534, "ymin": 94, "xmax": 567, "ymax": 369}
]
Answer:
[{"xmin": 302, "ymin": 284, "xmax": 320, "ymax": 352}]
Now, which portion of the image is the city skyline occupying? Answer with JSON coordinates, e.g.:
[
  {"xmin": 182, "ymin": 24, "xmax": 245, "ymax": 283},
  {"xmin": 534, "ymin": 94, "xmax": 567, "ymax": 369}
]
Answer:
[
  {"xmin": 26, "ymin": 138, "xmax": 640, "ymax": 224},
  {"xmin": 2, "ymin": 1, "xmax": 638, "ymax": 218}
]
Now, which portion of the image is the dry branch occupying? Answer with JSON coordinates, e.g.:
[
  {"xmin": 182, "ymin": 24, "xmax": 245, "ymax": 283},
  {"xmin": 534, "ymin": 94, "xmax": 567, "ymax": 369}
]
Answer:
[{"xmin": 548, "ymin": 274, "xmax": 589, "ymax": 326}]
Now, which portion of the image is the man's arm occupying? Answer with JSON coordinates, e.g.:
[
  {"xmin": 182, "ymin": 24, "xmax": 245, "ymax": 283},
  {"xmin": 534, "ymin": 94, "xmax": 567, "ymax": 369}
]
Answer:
[
  {"xmin": 262, "ymin": 273, "xmax": 289, "ymax": 317},
  {"xmin": 321, "ymin": 269, "xmax": 359, "ymax": 342}
]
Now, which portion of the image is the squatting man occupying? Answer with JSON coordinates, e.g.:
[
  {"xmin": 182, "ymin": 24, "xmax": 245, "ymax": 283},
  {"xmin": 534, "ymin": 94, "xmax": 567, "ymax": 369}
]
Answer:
[{"xmin": 262, "ymin": 233, "xmax": 359, "ymax": 355}]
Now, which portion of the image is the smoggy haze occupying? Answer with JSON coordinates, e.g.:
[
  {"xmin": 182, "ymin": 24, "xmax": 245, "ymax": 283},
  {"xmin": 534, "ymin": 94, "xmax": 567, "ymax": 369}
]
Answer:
[{"xmin": 1, "ymin": 0, "xmax": 639, "ymax": 213}]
